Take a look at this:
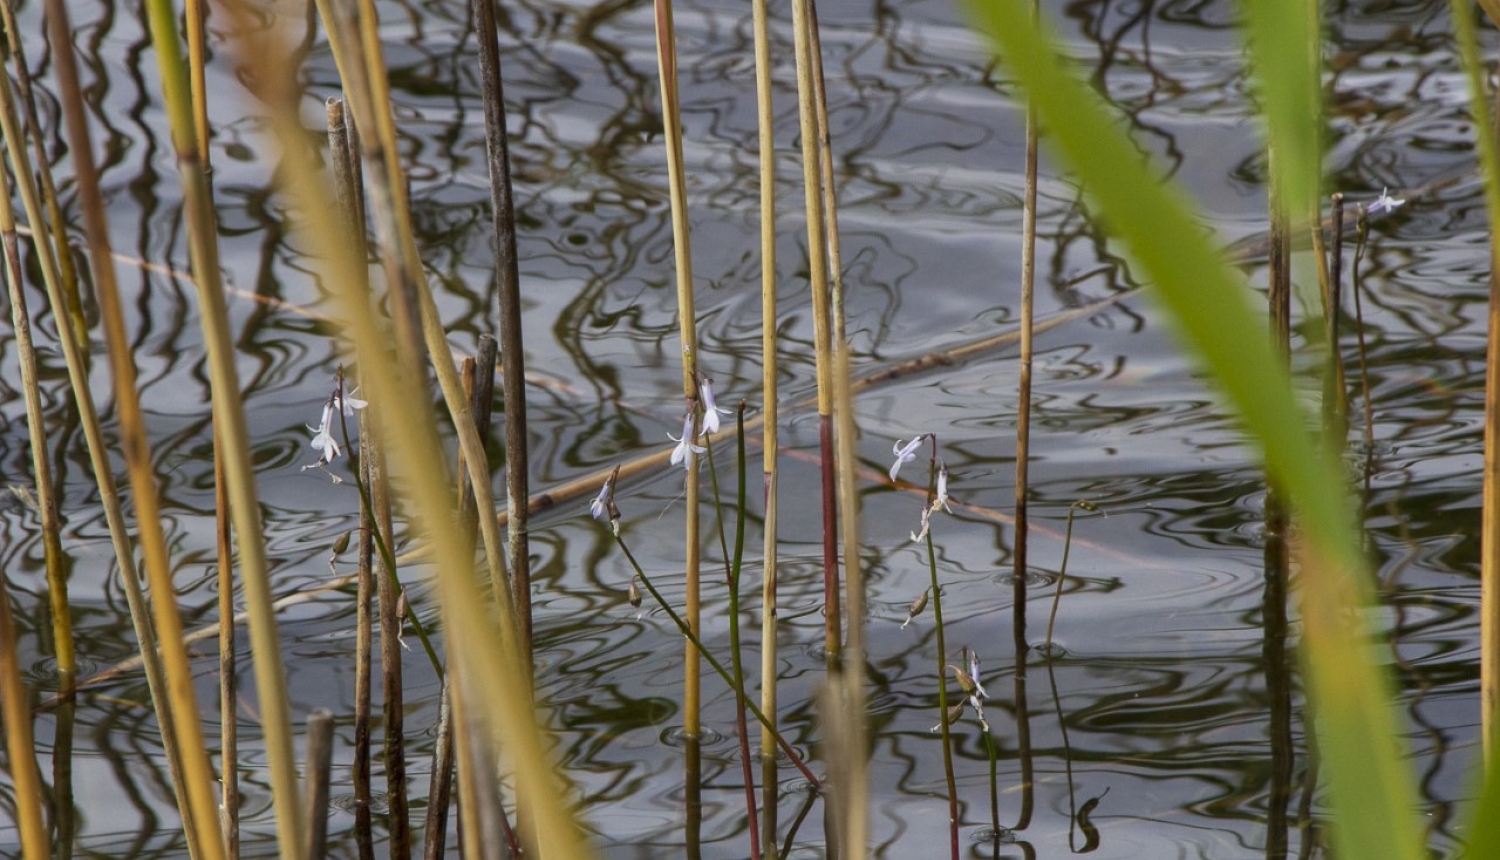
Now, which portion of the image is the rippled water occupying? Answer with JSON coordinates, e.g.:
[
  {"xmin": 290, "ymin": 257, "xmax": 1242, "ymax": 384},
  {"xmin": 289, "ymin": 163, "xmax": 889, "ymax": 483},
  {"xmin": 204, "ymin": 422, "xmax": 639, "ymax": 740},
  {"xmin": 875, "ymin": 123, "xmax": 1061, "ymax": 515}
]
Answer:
[{"xmin": 0, "ymin": 0, "xmax": 1488, "ymax": 856}]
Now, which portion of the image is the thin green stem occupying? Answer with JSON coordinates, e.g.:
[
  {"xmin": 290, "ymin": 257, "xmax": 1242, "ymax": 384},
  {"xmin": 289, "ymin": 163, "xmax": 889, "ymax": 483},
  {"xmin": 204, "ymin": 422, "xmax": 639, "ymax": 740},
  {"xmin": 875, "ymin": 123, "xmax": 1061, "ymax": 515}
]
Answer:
[
  {"xmin": 614, "ymin": 536, "xmax": 822, "ymax": 790},
  {"xmin": 925, "ymin": 510, "xmax": 960, "ymax": 860}
]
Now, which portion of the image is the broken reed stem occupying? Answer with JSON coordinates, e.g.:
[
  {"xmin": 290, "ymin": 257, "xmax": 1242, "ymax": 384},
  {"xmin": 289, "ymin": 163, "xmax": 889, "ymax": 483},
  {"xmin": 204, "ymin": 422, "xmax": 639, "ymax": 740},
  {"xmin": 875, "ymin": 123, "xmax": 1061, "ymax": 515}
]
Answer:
[
  {"xmin": 789, "ymin": 0, "xmax": 840, "ymax": 674},
  {"xmin": 1322, "ymin": 194, "xmax": 1348, "ymax": 442},
  {"xmin": 215, "ymin": 426, "xmax": 242, "ymax": 860},
  {"xmin": 1014, "ymin": 0, "xmax": 1039, "ymax": 603},
  {"xmin": 471, "ymin": 0, "xmax": 535, "ymax": 673},
  {"xmin": 751, "ymin": 0, "xmax": 779, "ymax": 844},
  {"xmin": 142, "ymin": 1, "xmax": 307, "ymax": 852},
  {"xmin": 303, "ymin": 709, "xmax": 335, "ymax": 860},
  {"xmin": 34, "ymin": 7, "xmax": 211, "ymax": 854},
  {"xmin": 726, "ymin": 407, "xmax": 760, "ymax": 860},
  {"xmin": 422, "ymin": 679, "xmax": 457, "ymax": 860}
]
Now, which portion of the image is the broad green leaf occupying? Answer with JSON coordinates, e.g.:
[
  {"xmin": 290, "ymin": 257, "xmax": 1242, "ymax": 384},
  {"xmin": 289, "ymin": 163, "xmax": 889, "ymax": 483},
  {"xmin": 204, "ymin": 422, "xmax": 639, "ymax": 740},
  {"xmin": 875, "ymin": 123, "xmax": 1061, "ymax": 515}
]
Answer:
[{"xmin": 960, "ymin": 1, "xmax": 1423, "ymax": 857}]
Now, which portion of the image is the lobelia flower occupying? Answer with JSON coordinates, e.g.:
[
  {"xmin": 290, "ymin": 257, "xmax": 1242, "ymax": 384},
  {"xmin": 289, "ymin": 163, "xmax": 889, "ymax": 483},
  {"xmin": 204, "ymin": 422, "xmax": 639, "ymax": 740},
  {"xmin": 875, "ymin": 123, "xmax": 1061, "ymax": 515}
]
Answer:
[
  {"xmin": 590, "ymin": 478, "xmax": 612, "ymax": 521},
  {"xmin": 889, "ymin": 436, "xmax": 925, "ymax": 482},
  {"xmin": 668, "ymin": 412, "xmax": 706, "ymax": 469},
  {"xmin": 1368, "ymin": 187, "xmax": 1405, "ymax": 216},
  {"xmin": 698, "ymin": 376, "xmax": 730, "ymax": 436},
  {"xmin": 967, "ymin": 648, "xmax": 988, "ymax": 701},
  {"xmin": 335, "ymin": 387, "xmax": 368, "ymax": 417},
  {"xmin": 308, "ymin": 401, "xmax": 341, "ymax": 462},
  {"xmin": 910, "ymin": 504, "xmax": 933, "ymax": 543}
]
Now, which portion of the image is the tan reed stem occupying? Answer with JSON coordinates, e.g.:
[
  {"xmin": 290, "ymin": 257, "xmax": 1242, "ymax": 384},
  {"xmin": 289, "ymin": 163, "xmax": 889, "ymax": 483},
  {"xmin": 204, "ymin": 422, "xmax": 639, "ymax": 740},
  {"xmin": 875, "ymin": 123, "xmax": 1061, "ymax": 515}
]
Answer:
[
  {"xmin": 833, "ymin": 323, "xmax": 870, "ymax": 856},
  {"xmin": 649, "ymin": 0, "xmax": 704, "ymax": 738},
  {"xmin": 789, "ymin": 0, "xmax": 840, "ymax": 673},
  {"xmin": 141, "ymin": 1, "xmax": 305, "ymax": 852},
  {"xmin": 752, "ymin": 0, "xmax": 778, "ymax": 844},
  {"xmin": 0, "ymin": 0, "xmax": 87, "ymax": 353},
  {"xmin": 216, "ymin": 8, "xmax": 589, "ymax": 854},
  {"xmin": 33, "ymin": 10, "xmax": 210, "ymax": 855},
  {"xmin": 0, "ymin": 562, "xmax": 47, "ymax": 860},
  {"xmin": 1480, "ymin": 55, "xmax": 1500, "ymax": 761}
]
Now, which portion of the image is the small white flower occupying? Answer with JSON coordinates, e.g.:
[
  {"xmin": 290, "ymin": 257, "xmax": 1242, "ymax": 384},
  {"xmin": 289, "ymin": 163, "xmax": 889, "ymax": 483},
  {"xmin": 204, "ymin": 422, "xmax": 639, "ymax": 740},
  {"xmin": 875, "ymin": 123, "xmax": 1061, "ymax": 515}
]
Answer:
[
  {"xmin": 933, "ymin": 458, "xmax": 952, "ymax": 513},
  {"xmin": 1368, "ymin": 187, "xmax": 1405, "ymax": 216},
  {"xmin": 668, "ymin": 413, "xmax": 706, "ymax": 469},
  {"xmin": 307, "ymin": 402, "xmax": 340, "ymax": 462},
  {"xmin": 590, "ymin": 478, "xmax": 612, "ymax": 521},
  {"xmin": 335, "ymin": 387, "xmax": 368, "ymax": 417},
  {"xmin": 889, "ymin": 436, "xmax": 924, "ymax": 482},
  {"xmin": 698, "ymin": 377, "xmax": 730, "ymax": 436}
]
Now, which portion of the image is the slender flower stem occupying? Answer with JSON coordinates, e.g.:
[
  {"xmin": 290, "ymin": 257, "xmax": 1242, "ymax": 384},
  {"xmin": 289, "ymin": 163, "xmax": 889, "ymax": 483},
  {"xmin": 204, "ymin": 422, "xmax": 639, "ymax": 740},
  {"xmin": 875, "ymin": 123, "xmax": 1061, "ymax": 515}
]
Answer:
[
  {"xmin": 614, "ymin": 536, "xmax": 822, "ymax": 790},
  {"xmin": 923, "ymin": 451, "xmax": 961, "ymax": 860},
  {"xmin": 1045, "ymin": 500, "xmax": 1097, "ymax": 649}
]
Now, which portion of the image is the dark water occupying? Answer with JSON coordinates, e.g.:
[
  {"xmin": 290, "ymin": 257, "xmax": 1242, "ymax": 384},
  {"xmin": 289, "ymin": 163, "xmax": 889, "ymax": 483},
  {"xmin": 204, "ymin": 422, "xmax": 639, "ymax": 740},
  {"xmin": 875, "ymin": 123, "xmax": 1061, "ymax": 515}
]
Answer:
[{"xmin": 0, "ymin": 0, "xmax": 1486, "ymax": 856}]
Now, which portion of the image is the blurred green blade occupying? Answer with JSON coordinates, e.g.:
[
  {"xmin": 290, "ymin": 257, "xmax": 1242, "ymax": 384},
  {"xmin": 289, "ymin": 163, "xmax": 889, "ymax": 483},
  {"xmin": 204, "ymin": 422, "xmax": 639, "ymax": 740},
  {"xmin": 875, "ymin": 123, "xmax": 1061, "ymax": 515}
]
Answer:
[{"xmin": 960, "ymin": 1, "xmax": 1423, "ymax": 858}]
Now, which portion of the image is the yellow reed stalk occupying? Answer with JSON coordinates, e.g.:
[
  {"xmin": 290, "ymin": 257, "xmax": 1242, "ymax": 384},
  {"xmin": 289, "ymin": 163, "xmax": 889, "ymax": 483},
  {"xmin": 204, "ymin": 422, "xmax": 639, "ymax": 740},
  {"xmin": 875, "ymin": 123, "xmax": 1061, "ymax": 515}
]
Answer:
[
  {"xmin": 0, "ymin": 56, "xmax": 224, "ymax": 860},
  {"xmin": 751, "ymin": 0, "xmax": 778, "ymax": 848},
  {"xmin": 649, "ymin": 0, "xmax": 704, "ymax": 737},
  {"xmin": 140, "ymin": 1, "xmax": 304, "ymax": 854},
  {"xmin": 832, "ymin": 328, "xmax": 869, "ymax": 857},
  {"xmin": 0, "ymin": 564, "xmax": 47, "ymax": 860},
  {"xmin": 215, "ymin": 7, "xmax": 590, "ymax": 857}
]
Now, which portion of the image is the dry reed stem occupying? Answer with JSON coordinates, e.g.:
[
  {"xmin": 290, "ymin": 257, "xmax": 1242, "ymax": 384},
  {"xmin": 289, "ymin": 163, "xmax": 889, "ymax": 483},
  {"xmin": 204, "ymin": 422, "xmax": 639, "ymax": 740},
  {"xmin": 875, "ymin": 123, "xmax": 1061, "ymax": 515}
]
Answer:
[
  {"xmin": 303, "ymin": 709, "xmax": 336, "ymax": 860},
  {"xmin": 217, "ymin": 7, "xmax": 590, "ymax": 856},
  {"xmin": 1483, "ymin": 61, "xmax": 1500, "ymax": 760},
  {"xmin": 0, "ymin": 561, "xmax": 48, "ymax": 860},
  {"xmin": 214, "ymin": 425, "xmax": 241, "ymax": 860},
  {"xmin": 0, "ymin": 48, "xmax": 227, "ymax": 860},
  {"xmin": 751, "ymin": 0, "xmax": 779, "ymax": 846},
  {"xmin": 142, "ymin": 0, "xmax": 305, "ymax": 851},
  {"xmin": 648, "ymin": 0, "xmax": 705, "ymax": 740},
  {"xmin": 1013, "ymin": 0, "xmax": 1039, "ymax": 607}
]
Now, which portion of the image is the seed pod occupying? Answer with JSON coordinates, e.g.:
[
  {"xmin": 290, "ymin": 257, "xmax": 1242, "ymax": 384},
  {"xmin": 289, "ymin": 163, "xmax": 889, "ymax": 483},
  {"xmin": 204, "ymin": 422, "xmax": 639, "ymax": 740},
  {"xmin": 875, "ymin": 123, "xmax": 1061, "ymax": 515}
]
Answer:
[
  {"xmin": 331, "ymin": 529, "xmax": 353, "ymax": 556},
  {"xmin": 900, "ymin": 589, "xmax": 929, "ymax": 629},
  {"xmin": 628, "ymin": 578, "xmax": 642, "ymax": 610}
]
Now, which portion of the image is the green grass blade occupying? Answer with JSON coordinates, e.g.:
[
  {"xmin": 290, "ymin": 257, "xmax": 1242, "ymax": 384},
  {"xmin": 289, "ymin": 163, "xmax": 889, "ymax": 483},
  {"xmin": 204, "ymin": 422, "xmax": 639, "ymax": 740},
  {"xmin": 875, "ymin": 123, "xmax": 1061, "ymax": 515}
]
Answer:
[{"xmin": 961, "ymin": 2, "xmax": 1424, "ymax": 857}]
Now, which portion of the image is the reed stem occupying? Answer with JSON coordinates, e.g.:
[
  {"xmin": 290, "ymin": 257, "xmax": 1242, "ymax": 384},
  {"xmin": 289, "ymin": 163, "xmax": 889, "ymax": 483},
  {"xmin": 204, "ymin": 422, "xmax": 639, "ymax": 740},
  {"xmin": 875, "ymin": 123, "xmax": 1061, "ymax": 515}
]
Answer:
[
  {"xmin": 751, "ymin": 0, "xmax": 779, "ymax": 842},
  {"xmin": 471, "ymin": 0, "xmax": 535, "ymax": 673},
  {"xmin": 304, "ymin": 709, "xmax": 336, "ymax": 860},
  {"xmin": 648, "ymin": 0, "xmax": 705, "ymax": 742},
  {"xmin": 142, "ymin": 1, "xmax": 305, "ymax": 851},
  {"xmin": 1013, "ymin": 0, "xmax": 1040, "ymax": 614},
  {"xmin": 0, "ymin": 561, "xmax": 48, "ymax": 860}
]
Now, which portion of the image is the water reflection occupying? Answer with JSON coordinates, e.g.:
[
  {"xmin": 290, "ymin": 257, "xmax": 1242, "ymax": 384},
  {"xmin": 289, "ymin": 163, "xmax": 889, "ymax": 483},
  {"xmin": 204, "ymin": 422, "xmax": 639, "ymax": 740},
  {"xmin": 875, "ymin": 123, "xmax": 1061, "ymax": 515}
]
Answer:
[{"xmin": 0, "ymin": 0, "xmax": 1488, "ymax": 855}]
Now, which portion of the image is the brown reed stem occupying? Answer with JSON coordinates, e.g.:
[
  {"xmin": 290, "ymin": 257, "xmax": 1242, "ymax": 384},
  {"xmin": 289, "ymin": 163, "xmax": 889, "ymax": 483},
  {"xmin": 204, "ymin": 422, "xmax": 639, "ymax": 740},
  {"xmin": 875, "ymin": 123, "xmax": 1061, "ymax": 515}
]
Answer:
[
  {"xmin": 368, "ymin": 424, "xmax": 411, "ymax": 860},
  {"xmin": 215, "ymin": 425, "xmax": 241, "ymax": 860},
  {"xmin": 422, "ymin": 679, "xmax": 457, "ymax": 860},
  {"xmin": 1323, "ymin": 194, "xmax": 1348, "ymax": 442},
  {"xmin": 471, "ymin": 0, "xmax": 534, "ymax": 674},
  {"xmin": 1014, "ymin": 0, "xmax": 1040, "ymax": 605}
]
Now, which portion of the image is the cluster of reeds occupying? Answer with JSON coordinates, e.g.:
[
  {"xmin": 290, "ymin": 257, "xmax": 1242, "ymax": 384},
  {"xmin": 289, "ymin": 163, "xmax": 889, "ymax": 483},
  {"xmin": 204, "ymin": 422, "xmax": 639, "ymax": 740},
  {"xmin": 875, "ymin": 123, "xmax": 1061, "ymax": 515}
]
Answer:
[{"xmin": 7, "ymin": 0, "xmax": 1500, "ymax": 857}]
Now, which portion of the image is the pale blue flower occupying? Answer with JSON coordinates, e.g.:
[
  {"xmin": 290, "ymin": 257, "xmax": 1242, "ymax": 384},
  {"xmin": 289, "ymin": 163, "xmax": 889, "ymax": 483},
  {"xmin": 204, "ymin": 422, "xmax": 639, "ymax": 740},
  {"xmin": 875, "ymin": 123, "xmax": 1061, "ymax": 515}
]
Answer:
[
  {"xmin": 308, "ymin": 402, "xmax": 340, "ymax": 462},
  {"xmin": 590, "ymin": 478, "xmax": 612, "ymax": 521},
  {"xmin": 699, "ymin": 376, "xmax": 730, "ymax": 436},
  {"xmin": 669, "ymin": 413, "xmax": 706, "ymax": 469},
  {"xmin": 889, "ymin": 436, "xmax": 925, "ymax": 482},
  {"xmin": 1368, "ymin": 187, "xmax": 1405, "ymax": 216},
  {"xmin": 335, "ymin": 387, "xmax": 368, "ymax": 417},
  {"xmin": 934, "ymin": 458, "xmax": 952, "ymax": 513}
]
